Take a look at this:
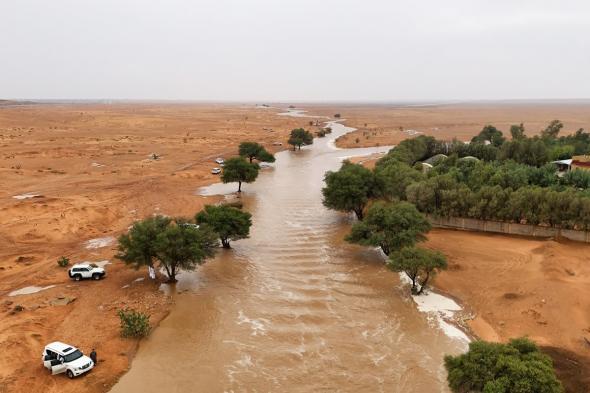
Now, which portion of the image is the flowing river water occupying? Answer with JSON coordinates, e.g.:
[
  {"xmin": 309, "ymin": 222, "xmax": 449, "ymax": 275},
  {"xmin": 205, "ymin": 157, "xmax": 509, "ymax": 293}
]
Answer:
[{"xmin": 110, "ymin": 119, "xmax": 467, "ymax": 393}]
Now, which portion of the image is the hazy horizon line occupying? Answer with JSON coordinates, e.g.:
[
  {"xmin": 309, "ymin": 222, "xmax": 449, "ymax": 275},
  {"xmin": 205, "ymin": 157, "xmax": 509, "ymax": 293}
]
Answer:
[{"xmin": 3, "ymin": 98, "xmax": 590, "ymax": 107}]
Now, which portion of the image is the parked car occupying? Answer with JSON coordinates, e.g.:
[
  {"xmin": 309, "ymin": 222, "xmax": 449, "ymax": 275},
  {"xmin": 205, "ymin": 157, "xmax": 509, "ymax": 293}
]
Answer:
[
  {"xmin": 42, "ymin": 342, "xmax": 94, "ymax": 378},
  {"xmin": 215, "ymin": 157, "xmax": 224, "ymax": 164},
  {"xmin": 68, "ymin": 263, "xmax": 106, "ymax": 281},
  {"xmin": 211, "ymin": 167, "xmax": 222, "ymax": 174}
]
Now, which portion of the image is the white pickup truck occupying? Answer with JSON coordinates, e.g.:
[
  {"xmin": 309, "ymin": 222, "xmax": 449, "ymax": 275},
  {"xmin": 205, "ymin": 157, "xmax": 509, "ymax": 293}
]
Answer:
[
  {"xmin": 42, "ymin": 342, "xmax": 94, "ymax": 378},
  {"xmin": 68, "ymin": 263, "xmax": 106, "ymax": 281}
]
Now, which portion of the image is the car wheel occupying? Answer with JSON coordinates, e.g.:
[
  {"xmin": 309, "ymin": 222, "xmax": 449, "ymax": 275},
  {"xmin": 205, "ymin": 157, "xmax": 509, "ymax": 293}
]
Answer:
[
  {"xmin": 66, "ymin": 370, "xmax": 74, "ymax": 379},
  {"xmin": 74, "ymin": 275, "xmax": 81, "ymax": 281},
  {"xmin": 93, "ymin": 274, "xmax": 100, "ymax": 280}
]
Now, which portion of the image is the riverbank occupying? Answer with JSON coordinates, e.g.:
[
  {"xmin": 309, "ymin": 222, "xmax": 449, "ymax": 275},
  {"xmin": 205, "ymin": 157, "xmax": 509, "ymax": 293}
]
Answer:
[
  {"xmin": 426, "ymin": 229, "xmax": 590, "ymax": 392},
  {"xmin": 0, "ymin": 103, "xmax": 318, "ymax": 393}
]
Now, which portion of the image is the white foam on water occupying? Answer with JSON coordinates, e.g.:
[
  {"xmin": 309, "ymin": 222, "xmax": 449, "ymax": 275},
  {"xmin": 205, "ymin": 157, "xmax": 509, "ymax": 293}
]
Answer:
[
  {"xmin": 13, "ymin": 192, "xmax": 41, "ymax": 200},
  {"xmin": 237, "ymin": 310, "xmax": 269, "ymax": 336},
  {"xmin": 85, "ymin": 237, "xmax": 115, "ymax": 249},
  {"xmin": 398, "ymin": 273, "xmax": 470, "ymax": 346},
  {"xmin": 9, "ymin": 285, "xmax": 56, "ymax": 297}
]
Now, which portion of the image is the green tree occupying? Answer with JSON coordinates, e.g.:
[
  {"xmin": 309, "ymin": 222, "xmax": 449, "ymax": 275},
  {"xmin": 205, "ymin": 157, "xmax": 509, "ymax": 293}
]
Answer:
[
  {"xmin": 374, "ymin": 160, "xmax": 423, "ymax": 201},
  {"xmin": 154, "ymin": 220, "xmax": 218, "ymax": 282},
  {"xmin": 346, "ymin": 201, "xmax": 431, "ymax": 255},
  {"xmin": 288, "ymin": 128, "xmax": 314, "ymax": 150},
  {"xmin": 322, "ymin": 161, "xmax": 375, "ymax": 220},
  {"xmin": 117, "ymin": 215, "xmax": 172, "ymax": 272},
  {"xmin": 541, "ymin": 120, "xmax": 564, "ymax": 139},
  {"xmin": 238, "ymin": 142, "xmax": 275, "ymax": 163},
  {"xmin": 471, "ymin": 125, "xmax": 506, "ymax": 147},
  {"xmin": 195, "ymin": 205, "xmax": 252, "ymax": 248},
  {"xmin": 221, "ymin": 157, "xmax": 260, "ymax": 192},
  {"xmin": 387, "ymin": 246, "xmax": 447, "ymax": 294},
  {"xmin": 510, "ymin": 123, "xmax": 526, "ymax": 140},
  {"xmin": 444, "ymin": 338, "xmax": 563, "ymax": 393}
]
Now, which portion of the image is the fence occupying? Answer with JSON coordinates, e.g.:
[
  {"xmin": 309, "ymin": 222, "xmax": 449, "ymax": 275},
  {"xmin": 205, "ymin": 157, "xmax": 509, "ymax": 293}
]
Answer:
[{"xmin": 428, "ymin": 216, "xmax": 590, "ymax": 243}]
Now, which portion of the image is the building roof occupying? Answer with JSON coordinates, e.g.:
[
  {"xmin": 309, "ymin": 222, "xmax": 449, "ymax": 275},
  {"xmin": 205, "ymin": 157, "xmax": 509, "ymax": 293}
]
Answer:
[{"xmin": 552, "ymin": 159, "xmax": 573, "ymax": 166}]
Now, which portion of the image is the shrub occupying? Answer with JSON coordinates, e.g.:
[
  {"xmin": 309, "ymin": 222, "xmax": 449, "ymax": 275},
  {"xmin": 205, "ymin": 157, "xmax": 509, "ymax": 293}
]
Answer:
[
  {"xmin": 118, "ymin": 309, "xmax": 151, "ymax": 338},
  {"xmin": 445, "ymin": 338, "xmax": 563, "ymax": 393},
  {"xmin": 57, "ymin": 256, "xmax": 70, "ymax": 267}
]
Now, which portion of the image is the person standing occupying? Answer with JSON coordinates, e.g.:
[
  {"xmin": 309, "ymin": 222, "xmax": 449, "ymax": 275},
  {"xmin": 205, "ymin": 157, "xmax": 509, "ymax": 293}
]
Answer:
[{"xmin": 90, "ymin": 348, "xmax": 97, "ymax": 365}]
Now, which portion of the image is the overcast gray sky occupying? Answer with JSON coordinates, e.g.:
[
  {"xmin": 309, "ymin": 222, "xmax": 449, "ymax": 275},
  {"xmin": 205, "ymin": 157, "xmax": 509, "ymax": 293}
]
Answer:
[{"xmin": 1, "ymin": 0, "xmax": 589, "ymax": 101}]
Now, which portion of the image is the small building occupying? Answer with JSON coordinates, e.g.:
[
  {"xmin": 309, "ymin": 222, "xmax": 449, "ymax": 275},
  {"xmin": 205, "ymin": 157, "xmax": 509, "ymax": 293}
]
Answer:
[
  {"xmin": 571, "ymin": 156, "xmax": 590, "ymax": 171},
  {"xmin": 551, "ymin": 158, "xmax": 572, "ymax": 172}
]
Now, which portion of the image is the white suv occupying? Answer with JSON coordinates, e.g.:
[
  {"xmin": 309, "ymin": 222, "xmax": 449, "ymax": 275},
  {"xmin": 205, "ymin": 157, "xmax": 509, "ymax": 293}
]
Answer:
[
  {"xmin": 68, "ymin": 263, "xmax": 106, "ymax": 281},
  {"xmin": 42, "ymin": 342, "xmax": 94, "ymax": 378}
]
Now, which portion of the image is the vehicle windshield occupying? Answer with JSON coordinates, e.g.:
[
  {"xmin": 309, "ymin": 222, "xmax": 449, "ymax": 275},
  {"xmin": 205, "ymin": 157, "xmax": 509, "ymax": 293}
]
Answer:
[{"xmin": 63, "ymin": 350, "xmax": 83, "ymax": 362}]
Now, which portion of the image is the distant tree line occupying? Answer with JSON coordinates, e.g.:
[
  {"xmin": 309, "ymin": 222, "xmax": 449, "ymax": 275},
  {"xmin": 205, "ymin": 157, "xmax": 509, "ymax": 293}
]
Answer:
[
  {"xmin": 379, "ymin": 121, "xmax": 590, "ymax": 167},
  {"xmin": 371, "ymin": 126, "xmax": 590, "ymax": 230}
]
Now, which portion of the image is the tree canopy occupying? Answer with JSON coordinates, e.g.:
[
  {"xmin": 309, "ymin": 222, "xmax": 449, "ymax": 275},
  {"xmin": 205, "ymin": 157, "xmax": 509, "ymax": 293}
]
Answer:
[
  {"xmin": 345, "ymin": 201, "xmax": 431, "ymax": 256},
  {"xmin": 444, "ymin": 338, "xmax": 563, "ymax": 393},
  {"xmin": 387, "ymin": 246, "xmax": 447, "ymax": 294},
  {"xmin": 322, "ymin": 161, "xmax": 375, "ymax": 220},
  {"xmin": 154, "ymin": 219, "xmax": 219, "ymax": 282},
  {"xmin": 239, "ymin": 142, "xmax": 275, "ymax": 163},
  {"xmin": 288, "ymin": 128, "xmax": 314, "ymax": 150},
  {"xmin": 471, "ymin": 125, "xmax": 506, "ymax": 147},
  {"xmin": 117, "ymin": 216, "xmax": 218, "ymax": 282},
  {"xmin": 195, "ymin": 205, "xmax": 252, "ymax": 248},
  {"xmin": 117, "ymin": 215, "xmax": 172, "ymax": 270},
  {"xmin": 221, "ymin": 156, "xmax": 260, "ymax": 192}
]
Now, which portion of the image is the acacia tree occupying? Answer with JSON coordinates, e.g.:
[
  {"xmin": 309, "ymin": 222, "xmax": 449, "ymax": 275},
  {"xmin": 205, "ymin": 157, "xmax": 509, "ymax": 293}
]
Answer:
[
  {"xmin": 117, "ymin": 216, "xmax": 218, "ymax": 282},
  {"xmin": 345, "ymin": 201, "xmax": 431, "ymax": 255},
  {"xmin": 387, "ymin": 246, "xmax": 447, "ymax": 294},
  {"xmin": 288, "ymin": 128, "xmax": 313, "ymax": 150},
  {"xmin": 541, "ymin": 119, "xmax": 563, "ymax": 140},
  {"xmin": 239, "ymin": 142, "xmax": 275, "ymax": 163},
  {"xmin": 154, "ymin": 219, "xmax": 218, "ymax": 282},
  {"xmin": 445, "ymin": 338, "xmax": 563, "ymax": 393},
  {"xmin": 195, "ymin": 205, "xmax": 252, "ymax": 248},
  {"xmin": 117, "ymin": 215, "xmax": 172, "ymax": 274},
  {"xmin": 221, "ymin": 157, "xmax": 259, "ymax": 192},
  {"xmin": 322, "ymin": 161, "xmax": 375, "ymax": 220}
]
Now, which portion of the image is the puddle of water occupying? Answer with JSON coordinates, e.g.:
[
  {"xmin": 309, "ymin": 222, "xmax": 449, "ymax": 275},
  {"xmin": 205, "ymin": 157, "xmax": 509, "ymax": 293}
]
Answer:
[
  {"xmin": 85, "ymin": 237, "xmax": 115, "ymax": 249},
  {"xmin": 9, "ymin": 285, "xmax": 56, "ymax": 297},
  {"xmin": 13, "ymin": 192, "xmax": 42, "ymax": 200}
]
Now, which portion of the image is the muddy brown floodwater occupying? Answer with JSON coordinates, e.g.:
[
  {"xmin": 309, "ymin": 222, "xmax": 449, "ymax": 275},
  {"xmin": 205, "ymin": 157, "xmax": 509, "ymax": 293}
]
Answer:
[{"xmin": 110, "ymin": 120, "xmax": 467, "ymax": 393}]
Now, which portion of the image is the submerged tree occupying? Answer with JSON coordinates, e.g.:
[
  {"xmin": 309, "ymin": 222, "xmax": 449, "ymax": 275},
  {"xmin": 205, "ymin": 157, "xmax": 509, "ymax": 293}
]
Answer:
[
  {"xmin": 288, "ymin": 128, "xmax": 314, "ymax": 150},
  {"xmin": 445, "ymin": 338, "xmax": 563, "ymax": 393},
  {"xmin": 117, "ymin": 215, "xmax": 172, "ymax": 272},
  {"xmin": 238, "ymin": 142, "xmax": 275, "ymax": 163},
  {"xmin": 387, "ymin": 246, "xmax": 447, "ymax": 294},
  {"xmin": 195, "ymin": 205, "xmax": 252, "ymax": 248},
  {"xmin": 221, "ymin": 157, "xmax": 260, "ymax": 192},
  {"xmin": 346, "ymin": 201, "xmax": 431, "ymax": 255},
  {"xmin": 154, "ymin": 219, "xmax": 218, "ymax": 282},
  {"xmin": 322, "ymin": 161, "xmax": 375, "ymax": 220}
]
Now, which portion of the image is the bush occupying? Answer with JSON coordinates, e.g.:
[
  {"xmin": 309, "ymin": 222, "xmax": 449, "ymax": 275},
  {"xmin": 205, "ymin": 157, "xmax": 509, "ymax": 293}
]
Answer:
[
  {"xmin": 57, "ymin": 256, "xmax": 70, "ymax": 267},
  {"xmin": 118, "ymin": 309, "xmax": 150, "ymax": 338},
  {"xmin": 445, "ymin": 338, "xmax": 563, "ymax": 393}
]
